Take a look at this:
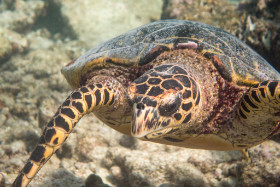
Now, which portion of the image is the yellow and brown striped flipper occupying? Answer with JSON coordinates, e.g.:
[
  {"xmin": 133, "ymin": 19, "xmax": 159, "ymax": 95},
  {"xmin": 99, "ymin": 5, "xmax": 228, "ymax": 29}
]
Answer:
[
  {"xmin": 12, "ymin": 78, "xmax": 124, "ymax": 187},
  {"xmin": 238, "ymin": 80, "xmax": 280, "ymax": 120},
  {"xmin": 233, "ymin": 80, "xmax": 280, "ymax": 148}
]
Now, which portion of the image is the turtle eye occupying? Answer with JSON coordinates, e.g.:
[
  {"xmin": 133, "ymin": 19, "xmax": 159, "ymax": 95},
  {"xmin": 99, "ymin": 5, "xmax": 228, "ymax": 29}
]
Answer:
[{"xmin": 158, "ymin": 93, "xmax": 181, "ymax": 116}]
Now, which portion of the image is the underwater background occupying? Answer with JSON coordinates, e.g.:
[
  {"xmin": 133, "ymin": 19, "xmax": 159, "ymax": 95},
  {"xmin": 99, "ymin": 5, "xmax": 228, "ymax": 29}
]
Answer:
[{"xmin": 0, "ymin": 0, "xmax": 279, "ymax": 186}]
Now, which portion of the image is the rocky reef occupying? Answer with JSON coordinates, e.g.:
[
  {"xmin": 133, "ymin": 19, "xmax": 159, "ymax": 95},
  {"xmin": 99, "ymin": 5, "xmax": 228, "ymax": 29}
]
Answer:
[{"xmin": 0, "ymin": 0, "xmax": 280, "ymax": 187}]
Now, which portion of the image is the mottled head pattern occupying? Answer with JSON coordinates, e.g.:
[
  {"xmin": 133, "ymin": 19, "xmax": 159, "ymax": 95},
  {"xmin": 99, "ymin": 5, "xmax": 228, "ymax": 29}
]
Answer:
[{"xmin": 128, "ymin": 64, "xmax": 201, "ymax": 138}]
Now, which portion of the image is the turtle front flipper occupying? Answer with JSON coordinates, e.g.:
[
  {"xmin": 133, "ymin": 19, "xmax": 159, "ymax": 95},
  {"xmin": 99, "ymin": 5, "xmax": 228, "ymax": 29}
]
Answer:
[
  {"xmin": 13, "ymin": 76, "xmax": 125, "ymax": 187},
  {"xmin": 231, "ymin": 80, "xmax": 280, "ymax": 148}
]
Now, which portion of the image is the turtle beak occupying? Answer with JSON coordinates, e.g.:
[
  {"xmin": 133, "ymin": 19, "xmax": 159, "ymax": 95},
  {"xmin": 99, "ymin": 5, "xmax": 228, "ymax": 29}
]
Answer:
[
  {"xmin": 131, "ymin": 102, "xmax": 173, "ymax": 138},
  {"xmin": 131, "ymin": 103, "xmax": 160, "ymax": 138}
]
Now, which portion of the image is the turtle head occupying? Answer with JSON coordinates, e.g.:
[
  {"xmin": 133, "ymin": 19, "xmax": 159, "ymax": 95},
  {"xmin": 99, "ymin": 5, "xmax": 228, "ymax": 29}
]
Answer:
[{"xmin": 128, "ymin": 64, "xmax": 201, "ymax": 138}]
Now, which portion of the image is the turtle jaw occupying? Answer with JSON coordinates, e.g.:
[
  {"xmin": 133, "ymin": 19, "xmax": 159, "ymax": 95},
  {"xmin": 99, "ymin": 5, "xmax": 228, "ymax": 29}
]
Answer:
[{"xmin": 131, "ymin": 104, "xmax": 160, "ymax": 138}]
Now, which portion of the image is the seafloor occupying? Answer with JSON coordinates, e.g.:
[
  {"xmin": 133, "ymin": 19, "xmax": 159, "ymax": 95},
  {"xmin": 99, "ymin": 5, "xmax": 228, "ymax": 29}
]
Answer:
[{"xmin": 0, "ymin": 0, "xmax": 280, "ymax": 187}]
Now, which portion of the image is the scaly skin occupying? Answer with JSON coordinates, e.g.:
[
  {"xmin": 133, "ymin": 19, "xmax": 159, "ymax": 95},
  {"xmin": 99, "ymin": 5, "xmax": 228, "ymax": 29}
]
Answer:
[
  {"xmin": 12, "ymin": 76, "xmax": 126, "ymax": 187},
  {"xmin": 128, "ymin": 64, "xmax": 201, "ymax": 138},
  {"xmin": 229, "ymin": 80, "xmax": 280, "ymax": 147},
  {"xmin": 12, "ymin": 60, "xmax": 280, "ymax": 186},
  {"xmin": 127, "ymin": 63, "xmax": 280, "ymax": 150}
]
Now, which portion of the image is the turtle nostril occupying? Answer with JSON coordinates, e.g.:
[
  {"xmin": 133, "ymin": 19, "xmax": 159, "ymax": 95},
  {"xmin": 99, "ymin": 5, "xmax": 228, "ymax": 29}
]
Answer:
[{"xmin": 136, "ymin": 103, "xmax": 145, "ymax": 110}]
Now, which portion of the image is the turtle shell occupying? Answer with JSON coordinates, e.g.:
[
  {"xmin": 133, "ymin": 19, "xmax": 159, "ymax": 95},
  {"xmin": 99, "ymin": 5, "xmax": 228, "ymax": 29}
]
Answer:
[{"xmin": 61, "ymin": 20, "xmax": 280, "ymax": 88}]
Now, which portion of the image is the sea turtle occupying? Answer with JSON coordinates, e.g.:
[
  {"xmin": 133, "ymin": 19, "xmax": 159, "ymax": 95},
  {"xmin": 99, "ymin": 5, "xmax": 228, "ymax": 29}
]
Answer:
[{"xmin": 13, "ymin": 20, "xmax": 280, "ymax": 186}]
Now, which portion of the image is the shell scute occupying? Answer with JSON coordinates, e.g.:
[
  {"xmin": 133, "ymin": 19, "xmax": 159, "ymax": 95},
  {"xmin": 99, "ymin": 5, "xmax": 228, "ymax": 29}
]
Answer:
[{"xmin": 62, "ymin": 20, "xmax": 280, "ymax": 88}]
